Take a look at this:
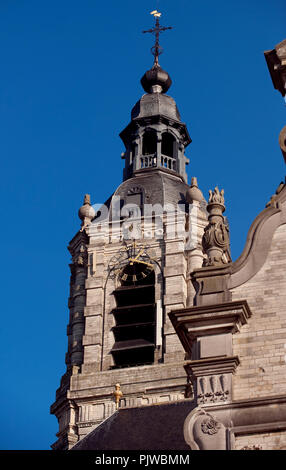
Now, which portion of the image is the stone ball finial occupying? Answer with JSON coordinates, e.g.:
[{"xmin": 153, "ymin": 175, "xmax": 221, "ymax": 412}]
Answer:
[
  {"xmin": 78, "ymin": 194, "xmax": 96, "ymax": 228},
  {"xmin": 186, "ymin": 177, "xmax": 205, "ymax": 203}
]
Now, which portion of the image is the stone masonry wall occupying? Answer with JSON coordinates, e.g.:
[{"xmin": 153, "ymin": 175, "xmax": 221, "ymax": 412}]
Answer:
[
  {"xmin": 69, "ymin": 230, "xmax": 191, "ymax": 441},
  {"xmin": 235, "ymin": 430, "xmax": 286, "ymax": 450},
  {"xmin": 231, "ymin": 224, "xmax": 286, "ymax": 400}
]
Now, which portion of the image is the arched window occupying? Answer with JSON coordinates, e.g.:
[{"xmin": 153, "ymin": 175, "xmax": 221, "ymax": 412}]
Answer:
[
  {"xmin": 131, "ymin": 143, "xmax": 137, "ymax": 163},
  {"xmin": 142, "ymin": 130, "xmax": 157, "ymax": 155},
  {"xmin": 111, "ymin": 268, "xmax": 156, "ymax": 368},
  {"xmin": 162, "ymin": 132, "xmax": 176, "ymax": 158}
]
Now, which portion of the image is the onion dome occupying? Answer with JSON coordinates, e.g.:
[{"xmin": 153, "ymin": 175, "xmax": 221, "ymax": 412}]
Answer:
[
  {"xmin": 141, "ymin": 64, "xmax": 172, "ymax": 94},
  {"xmin": 78, "ymin": 194, "xmax": 96, "ymax": 227},
  {"xmin": 186, "ymin": 177, "xmax": 205, "ymax": 203}
]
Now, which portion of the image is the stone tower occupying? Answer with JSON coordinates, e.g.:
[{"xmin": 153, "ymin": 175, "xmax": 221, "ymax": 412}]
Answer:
[
  {"xmin": 50, "ymin": 14, "xmax": 211, "ymax": 450},
  {"xmin": 51, "ymin": 13, "xmax": 286, "ymax": 450}
]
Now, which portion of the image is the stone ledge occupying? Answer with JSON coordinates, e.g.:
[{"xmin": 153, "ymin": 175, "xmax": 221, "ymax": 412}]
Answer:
[
  {"xmin": 185, "ymin": 355, "xmax": 240, "ymax": 378},
  {"xmin": 204, "ymin": 394, "xmax": 286, "ymax": 436},
  {"xmin": 82, "ymin": 335, "xmax": 102, "ymax": 346},
  {"xmin": 233, "ymin": 421, "xmax": 286, "ymax": 436}
]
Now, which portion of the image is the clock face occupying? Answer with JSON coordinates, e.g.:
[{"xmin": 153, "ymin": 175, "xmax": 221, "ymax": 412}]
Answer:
[{"xmin": 108, "ymin": 241, "xmax": 155, "ymax": 285}]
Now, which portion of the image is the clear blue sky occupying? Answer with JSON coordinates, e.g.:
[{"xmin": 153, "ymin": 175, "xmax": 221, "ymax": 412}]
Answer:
[{"xmin": 0, "ymin": 0, "xmax": 285, "ymax": 450}]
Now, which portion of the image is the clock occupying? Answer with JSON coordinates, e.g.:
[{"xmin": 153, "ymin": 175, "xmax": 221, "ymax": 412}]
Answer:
[{"xmin": 109, "ymin": 242, "xmax": 155, "ymax": 284}]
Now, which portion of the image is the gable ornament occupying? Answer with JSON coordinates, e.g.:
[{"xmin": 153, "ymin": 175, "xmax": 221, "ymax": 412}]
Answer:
[{"xmin": 202, "ymin": 186, "xmax": 231, "ymax": 266}]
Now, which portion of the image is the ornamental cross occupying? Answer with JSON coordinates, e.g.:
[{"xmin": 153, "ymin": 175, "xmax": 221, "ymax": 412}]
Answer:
[{"xmin": 142, "ymin": 10, "xmax": 172, "ymax": 66}]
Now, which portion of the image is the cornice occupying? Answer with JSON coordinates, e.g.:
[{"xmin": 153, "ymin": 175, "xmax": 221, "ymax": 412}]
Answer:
[
  {"xmin": 204, "ymin": 393, "xmax": 286, "ymax": 435},
  {"xmin": 120, "ymin": 114, "xmax": 191, "ymax": 147},
  {"xmin": 184, "ymin": 355, "xmax": 240, "ymax": 377}
]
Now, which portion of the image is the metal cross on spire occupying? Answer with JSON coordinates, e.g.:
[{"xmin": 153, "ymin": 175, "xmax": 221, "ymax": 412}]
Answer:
[{"xmin": 142, "ymin": 10, "xmax": 172, "ymax": 67}]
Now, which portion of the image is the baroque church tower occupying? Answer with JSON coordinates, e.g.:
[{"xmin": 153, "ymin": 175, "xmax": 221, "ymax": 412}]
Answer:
[
  {"xmin": 51, "ymin": 12, "xmax": 211, "ymax": 450},
  {"xmin": 51, "ymin": 13, "xmax": 286, "ymax": 452}
]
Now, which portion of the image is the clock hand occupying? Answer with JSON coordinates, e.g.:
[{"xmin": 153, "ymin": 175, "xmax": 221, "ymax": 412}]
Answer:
[
  {"xmin": 128, "ymin": 258, "xmax": 153, "ymax": 268},
  {"xmin": 132, "ymin": 248, "xmax": 145, "ymax": 262}
]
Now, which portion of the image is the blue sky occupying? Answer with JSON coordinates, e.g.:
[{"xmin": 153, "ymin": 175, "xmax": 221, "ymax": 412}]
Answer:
[{"xmin": 0, "ymin": 0, "xmax": 285, "ymax": 450}]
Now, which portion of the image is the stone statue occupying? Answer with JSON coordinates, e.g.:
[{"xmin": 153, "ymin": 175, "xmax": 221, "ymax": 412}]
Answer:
[
  {"xmin": 202, "ymin": 187, "xmax": 231, "ymax": 266},
  {"xmin": 113, "ymin": 383, "xmax": 123, "ymax": 410}
]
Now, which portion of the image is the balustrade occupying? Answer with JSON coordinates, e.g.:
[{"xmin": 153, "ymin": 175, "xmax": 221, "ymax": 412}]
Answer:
[{"xmin": 140, "ymin": 153, "xmax": 176, "ymax": 171}]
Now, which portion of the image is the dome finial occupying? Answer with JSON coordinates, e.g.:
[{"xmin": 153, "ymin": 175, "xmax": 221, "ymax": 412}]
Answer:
[{"xmin": 141, "ymin": 11, "xmax": 173, "ymax": 94}]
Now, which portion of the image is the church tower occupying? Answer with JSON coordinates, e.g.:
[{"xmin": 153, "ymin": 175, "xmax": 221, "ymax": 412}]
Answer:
[
  {"xmin": 51, "ymin": 12, "xmax": 286, "ymax": 451},
  {"xmin": 50, "ymin": 12, "xmax": 211, "ymax": 450}
]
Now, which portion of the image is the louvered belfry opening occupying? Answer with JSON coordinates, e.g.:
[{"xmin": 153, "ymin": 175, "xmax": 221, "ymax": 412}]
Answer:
[{"xmin": 111, "ymin": 272, "xmax": 156, "ymax": 368}]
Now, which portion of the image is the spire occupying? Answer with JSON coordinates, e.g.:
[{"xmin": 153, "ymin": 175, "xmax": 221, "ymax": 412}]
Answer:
[
  {"xmin": 142, "ymin": 10, "xmax": 172, "ymax": 68},
  {"xmin": 141, "ymin": 11, "xmax": 173, "ymax": 94},
  {"xmin": 119, "ymin": 11, "xmax": 191, "ymax": 182}
]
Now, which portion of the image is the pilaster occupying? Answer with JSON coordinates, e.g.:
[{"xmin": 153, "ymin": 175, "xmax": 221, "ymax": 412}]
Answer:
[{"xmin": 169, "ymin": 300, "xmax": 252, "ymax": 406}]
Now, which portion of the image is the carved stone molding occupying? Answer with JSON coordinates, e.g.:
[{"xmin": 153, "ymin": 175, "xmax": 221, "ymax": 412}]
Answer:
[
  {"xmin": 201, "ymin": 416, "xmax": 222, "ymax": 435},
  {"xmin": 185, "ymin": 356, "xmax": 240, "ymax": 377},
  {"xmin": 203, "ymin": 393, "xmax": 286, "ymax": 448},
  {"xmin": 185, "ymin": 357, "xmax": 240, "ymax": 405},
  {"xmin": 198, "ymin": 374, "xmax": 229, "ymax": 404},
  {"xmin": 169, "ymin": 300, "xmax": 252, "ymax": 356},
  {"xmin": 127, "ymin": 186, "xmax": 144, "ymax": 195},
  {"xmin": 183, "ymin": 406, "xmax": 228, "ymax": 450},
  {"xmin": 170, "ymin": 300, "xmax": 250, "ymax": 407}
]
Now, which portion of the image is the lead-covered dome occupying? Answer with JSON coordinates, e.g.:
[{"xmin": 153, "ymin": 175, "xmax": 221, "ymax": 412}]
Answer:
[{"xmin": 141, "ymin": 64, "xmax": 172, "ymax": 94}]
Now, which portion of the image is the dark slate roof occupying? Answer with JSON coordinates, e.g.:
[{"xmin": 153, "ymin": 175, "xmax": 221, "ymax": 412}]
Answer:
[
  {"xmin": 90, "ymin": 169, "xmax": 191, "ymax": 225},
  {"xmin": 72, "ymin": 399, "xmax": 195, "ymax": 451},
  {"xmin": 131, "ymin": 92, "xmax": 180, "ymax": 121},
  {"xmin": 113, "ymin": 169, "xmax": 190, "ymax": 208}
]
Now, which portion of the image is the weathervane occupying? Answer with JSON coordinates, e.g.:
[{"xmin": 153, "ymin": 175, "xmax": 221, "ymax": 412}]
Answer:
[{"xmin": 142, "ymin": 10, "xmax": 172, "ymax": 67}]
